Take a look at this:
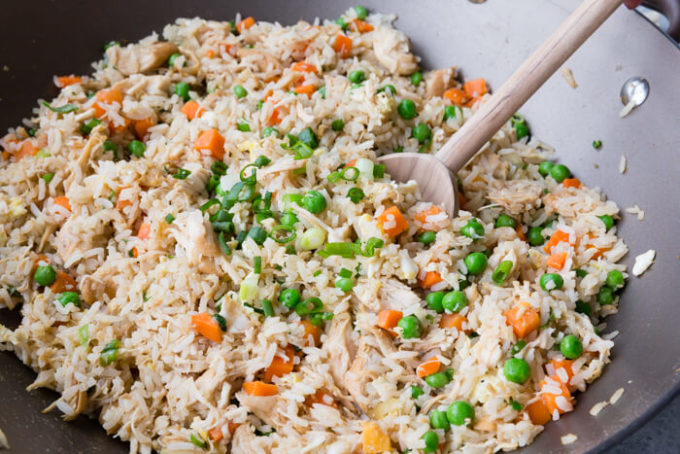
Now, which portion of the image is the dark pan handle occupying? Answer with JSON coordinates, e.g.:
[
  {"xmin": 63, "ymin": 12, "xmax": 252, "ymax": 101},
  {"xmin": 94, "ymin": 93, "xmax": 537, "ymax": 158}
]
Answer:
[{"xmin": 642, "ymin": 0, "xmax": 680, "ymax": 40}]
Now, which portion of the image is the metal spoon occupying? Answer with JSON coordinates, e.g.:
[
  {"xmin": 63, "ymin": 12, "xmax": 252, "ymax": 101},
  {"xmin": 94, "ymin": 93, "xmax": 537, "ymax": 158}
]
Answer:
[{"xmin": 379, "ymin": 0, "xmax": 624, "ymax": 216}]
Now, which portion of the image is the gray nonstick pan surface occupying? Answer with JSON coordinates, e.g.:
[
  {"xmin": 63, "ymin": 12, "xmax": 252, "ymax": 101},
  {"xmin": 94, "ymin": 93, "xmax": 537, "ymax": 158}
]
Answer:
[{"xmin": 1, "ymin": 0, "xmax": 679, "ymax": 452}]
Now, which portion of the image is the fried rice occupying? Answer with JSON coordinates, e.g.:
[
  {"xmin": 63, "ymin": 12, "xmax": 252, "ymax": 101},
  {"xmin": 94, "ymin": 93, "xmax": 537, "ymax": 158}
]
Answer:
[{"xmin": 0, "ymin": 7, "xmax": 628, "ymax": 454}]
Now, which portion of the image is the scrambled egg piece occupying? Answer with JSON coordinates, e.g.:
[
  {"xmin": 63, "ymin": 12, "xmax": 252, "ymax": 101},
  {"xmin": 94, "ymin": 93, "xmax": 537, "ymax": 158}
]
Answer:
[{"xmin": 9, "ymin": 197, "xmax": 27, "ymax": 218}]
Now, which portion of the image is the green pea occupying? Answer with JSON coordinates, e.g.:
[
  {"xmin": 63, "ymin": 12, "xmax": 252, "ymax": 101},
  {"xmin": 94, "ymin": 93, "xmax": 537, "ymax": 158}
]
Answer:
[
  {"xmin": 397, "ymin": 315, "xmax": 421, "ymax": 339},
  {"xmin": 511, "ymin": 340, "xmax": 527, "ymax": 355},
  {"xmin": 335, "ymin": 277, "xmax": 354, "ymax": 293},
  {"xmin": 331, "ymin": 119, "xmax": 345, "ymax": 131},
  {"xmin": 129, "ymin": 140, "xmax": 146, "ymax": 158},
  {"xmin": 447, "ymin": 401, "xmax": 475, "ymax": 426},
  {"xmin": 550, "ymin": 164, "xmax": 571, "ymax": 183},
  {"xmin": 397, "ymin": 99, "xmax": 417, "ymax": 119},
  {"xmin": 348, "ymin": 70, "xmax": 366, "ymax": 84},
  {"xmin": 303, "ymin": 190, "xmax": 327, "ymax": 214},
  {"xmin": 168, "ymin": 52, "xmax": 182, "ymax": 67},
  {"xmin": 411, "ymin": 385, "xmax": 424, "ymax": 399},
  {"xmin": 528, "ymin": 226, "xmax": 545, "ymax": 246},
  {"xmin": 606, "ymin": 270, "xmax": 625, "ymax": 289},
  {"xmin": 514, "ymin": 122, "xmax": 529, "ymax": 140},
  {"xmin": 443, "ymin": 105, "xmax": 457, "ymax": 121},
  {"xmin": 464, "ymin": 252, "xmax": 487, "ymax": 276},
  {"xmin": 411, "ymin": 71, "xmax": 423, "ymax": 86},
  {"xmin": 280, "ymin": 211, "xmax": 298, "ymax": 227},
  {"xmin": 575, "ymin": 269, "xmax": 588, "ymax": 278},
  {"xmin": 175, "ymin": 82, "xmax": 190, "ymax": 101},
  {"xmin": 442, "ymin": 291, "xmax": 468, "ymax": 313},
  {"xmin": 597, "ymin": 286, "xmax": 615, "ymax": 305},
  {"xmin": 560, "ymin": 334, "xmax": 583, "ymax": 359},
  {"xmin": 229, "ymin": 85, "xmax": 246, "ymax": 100},
  {"xmin": 575, "ymin": 300, "xmax": 591, "ymax": 316},
  {"xmin": 538, "ymin": 161, "xmax": 554, "ymax": 177},
  {"xmin": 279, "ymin": 288, "xmax": 301, "ymax": 309},
  {"xmin": 425, "ymin": 372, "xmax": 450, "ymax": 388},
  {"xmin": 354, "ymin": 5, "xmax": 368, "ymax": 19},
  {"xmin": 461, "ymin": 219, "xmax": 484, "ymax": 239},
  {"xmin": 336, "ymin": 17, "xmax": 349, "ymax": 31},
  {"xmin": 379, "ymin": 84, "xmax": 396, "ymax": 95},
  {"xmin": 598, "ymin": 214, "xmax": 614, "ymax": 231},
  {"xmin": 58, "ymin": 292, "xmax": 81, "ymax": 308},
  {"xmin": 422, "ymin": 431, "xmax": 439, "ymax": 453},
  {"xmin": 425, "ymin": 292, "xmax": 445, "ymax": 313},
  {"xmin": 417, "ymin": 231, "xmax": 436, "ymax": 245},
  {"xmin": 495, "ymin": 214, "xmax": 517, "ymax": 229},
  {"xmin": 237, "ymin": 120, "xmax": 251, "ymax": 132},
  {"xmin": 34, "ymin": 265, "xmax": 57, "ymax": 286},
  {"xmin": 539, "ymin": 273, "xmax": 564, "ymax": 291},
  {"xmin": 503, "ymin": 357, "xmax": 531, "ymax": 384},
  {"xmin": 262, "ymin": 126, "xmax": 279, "ymax": 138},
  {"xmin": 429, "ymin": 409, "xmax": 450, "ymax": 431},
  {"xmin": 411, "ymin": 123, "xmax": 432, "ymax": 144}
]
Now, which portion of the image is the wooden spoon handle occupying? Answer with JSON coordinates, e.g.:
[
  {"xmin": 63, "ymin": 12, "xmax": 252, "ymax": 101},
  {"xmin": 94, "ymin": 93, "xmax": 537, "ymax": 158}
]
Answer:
[{"xmin": 435, "ymin": 0, "xmax": 623, "ymax": 172}]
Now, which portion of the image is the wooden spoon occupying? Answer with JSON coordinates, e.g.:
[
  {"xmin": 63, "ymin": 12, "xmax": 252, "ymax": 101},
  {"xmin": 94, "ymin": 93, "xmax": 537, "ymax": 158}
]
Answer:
[{"xmin": 379, "ymin": 0, "xmax": 623, "ymax": 216}]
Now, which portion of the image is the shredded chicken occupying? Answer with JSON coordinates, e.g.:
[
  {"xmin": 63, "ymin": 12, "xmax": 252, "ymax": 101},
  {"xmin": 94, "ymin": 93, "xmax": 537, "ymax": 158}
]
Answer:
[
  {"xmin": 237, "ymin": 47, "xmax": 282, "ymax": 74},
  {"xmin": 324, "ymin": 313, "xmax": 356, "ymax": 386},
  {"xmin": 487, "ymin": 180, "xmax": 543, "ymax": 215},
  {"xmin": 425, "ymin": 67, "xmax": 457, "ymax": 98},
  {"xmin": 106, "ymin": 42, "xmax": 178, "ymax": 76},
  {"xmin": 170, "ymin": 210, "xmax": 219, "ymax": 267},
  {"xmin": 379, "ymin": 278, "xmax": 420, "ymax": 311},
  {"xmin": 372, "ymin": 28, "xmax": 418, "ymax": 75},
  {"xmin": 343, "ymin": 339, "xmax": 378, "ymax": 412}
]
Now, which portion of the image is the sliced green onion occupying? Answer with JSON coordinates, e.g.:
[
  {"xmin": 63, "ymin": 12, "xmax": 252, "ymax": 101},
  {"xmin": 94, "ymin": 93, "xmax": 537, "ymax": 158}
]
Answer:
[
  {"xmin": 189, "ymin": 433, "xmax": 208, "ymax": 450},
  {"xmin": 99, "ymin": 339, "xmax": 121, "ymax": 366},
  {"xmin": 42, "ymin": 101, "xmax": 78, "ymax": 114},
  {"xmin": 173, "ymin": 168, "xmax": 191, "ymax": 179},
  {"xmin": 327, "ymin": 172, "xmax": 341, "ymax": 183},
  {"xmin": 239, "ymin": 164, "xmax": 258, "ymax": 184},
  {"xmin": 35, "ymin": 150, "xmax": 51, "ymax": 159},
  {"xmin": 282, "ymin": 193, "xmax": 304, "ymax": 208},
  {"xmin": 261, "ymin": 299, "xmax": 275, "ymax": 317},
  {"xmin": 78, "ymin": 324, "xmax": 89, "ymax": 347},
  {"xmin": 211, "ymin": 161, "xmax": 228, "ymax": 175},
  {"xmin": 42, "ymin": 173, "xmax": 55, "ymax": 184},
  {"xmin": 297, "ymin": 127, "xmax": 318, "ymax": 149},
  {"xmin": 492, "ymin": 260, "xmax": 513, "ymax": 285},
  {"xmin": 165, "ymin": 214, "xmax": 175, "ymax": 224},
  {"xmin": 340, "ymin": 166, "xmax": 360, "ymax": 181},
  {"xmin": 218, "ymin": 232, "xmax": 232, "ymax": 255},
  {"xmin": 270, "ymin": 225, "xmax": 297, "ymax": 243},
  {"xmin": 293, "ymin": 142, "xmax": 314, "ymax": 160},
  {"xmin": 592, "ymin": 140, "xmax": 602, "ymax": 150},
  {"xmin": 239, "ymin": 273, "xmax": 259, "ymax": 302},
  {"xmin": 295, "ymin": 297, "xmax": 323, "ymax": 315},
  {"xmin": 254, "ymin": 155, "xmax": 271, "ymax": 167},
  {"xmin": 339, "ymin": 268, "xmax": 353, "ymax": 279},
  {"xmin": 237, "ymin": 120, "xmax": 251, "ymax": 132},
  {"xmin": 200, "ymin": 198, "xmax": 220, "ymax": 214},
  {"xmin": 299, "ymin": 227, "xmax": 326, "ymax": 250},
  {"xmin": 372, "ymin": 164, "xmax": 386, "ymax": 178},
  {"xmin": 247, "ymin": 226, "xmax": 268, "ymax": 245},
  {"xmin": 253, "ymin": 256, "xmax": 262, "ymax": 274},
  {"xmin": 213, "ymin": 313, "xmax": 227, "ymax": 331},
  {"xmin": 347, "ymin": 187, "xmax": 365, "ymax": 203},
  {"xmin": 363, "ymin": 237, "xmax": 384, "ymax": 257},
  {"xmin": 80, "ymin": 118, "xmax": 102, "ymax": 135},
  {"xmin": 318, "ymin": 242, "xmax": 362, "ymax": 259}
]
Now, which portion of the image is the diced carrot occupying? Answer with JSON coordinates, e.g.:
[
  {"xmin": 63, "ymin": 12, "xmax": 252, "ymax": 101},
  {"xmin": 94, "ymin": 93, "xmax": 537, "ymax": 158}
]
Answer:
[
  {"xmin": 236, "ymin": 17, "xmax": 255, "ymax": 33},
  {"xmin": 345, "ymin": 158, "xmax": 357, "ymax": 168},
  {"xmin": 16, "ymin": 140, "xmax": 38, "ymax": 160},
  {"xmin": 362, "ymin": 421, "xmax": 391, "ymax": 454},
  {"xmin": 1, "ymin": 151, "xmax": 9, "ymax": 160},
  {"xmin": 416, "ymin": 358, "xmax": 441, "ymax": 378},
  {"xmin": 516, "ymin": 225, "xmax": 527, "ymax": 241},
  {"xmin": 377, "ymin": 310, "xmax": 403, "ymax": 332},
  {"xmin": 443, "ymin": 87, "xmax": 469, "ymax": 106},
  {"xmin": 415, "ymin": 206, "xmax": 442, "ymax": 224},
  {"xmin": 130, "ymin": 247, "xmax": 138, "ymax": 258},
  {"xmin": 116, "ymin": 186, "xmax": 132, "ymax": 210},
  {"xmin": 419, "ymin": 271, "xmax": 442, "ymax": 289},
  {"xmin": 137, "ymin": 222, "xmax": 151, "ymax": 240},
  {"xmin": 191, "ymin": 312, "xmax": 223, "ymax": 343},
  {"xmin": 108, "ymin": 117, "xmax": 131, "ymax": 134},
  {"xmin": 50, "ymin": 271, "xmax": 77, "ymax": 293},
  {"xmin": 227, "ymin": 421, "xmax": 242, "ymax": 434},
  {"xmin": 205, "ymin": 49, "xmax": 215, "ymax": 58},
  {"xmin": 300, "ymin": 320, "xmax": 322, "ymax": 346},
  {"xmin": 268, "ymin": 107, "xmax": 283, "ymax": 126},
  {"xmin": 208, "ymin": 427, "xmax": 223, "ymax": 442},
  {"xmin": 546, "ymin": 252, "xmax": 568, "ymax": 270},
  {"xmin": 243, "ymin": 381, "xmax": 278, "ymax": 396},
  {"xmin": 463, "ymin": 78, "xmax": 488, "ymax": 99},
  {"xmin": 53, "ymin": 196, "xmax": 71, "ymax": 212},
  {"xmin": 333, "ymin": 34, "xmax": 353, "ymax": 58},
  {"xmin": 584, "ymin": 234, "xmax": 611, "ymax": 259},
  {"xmin": 34, "ymin": 255, "xmax": 49, "ymax": 269},
  {"xmin": 263, "ymin": 89, "xmax": 274, "ymax": 101},
  {"xmin": 504, "ymin": 301, "xmax": 541, "ymax": 339},
  {"xmin": 540, "ymin": 378, "xmax": 572, "ymax": 415},
  {"xmin": 376, "ymin": 205, "xmax": 409, "ymax": 237},
  {"xmin": 133, "ymin": 117, "xmax": 156, "ymax": 140},
  {"xmin": 547, "ymin": 358, "xmax": 574, "ymax": 390},
  {"xmin": 219, "ymin": 43, "xmax": 232, "ymax": 55},
  {"xmin": 350, "ymin": 19, "xmax": 374, "ymax": 33},
  {"xmin": 93, "ymin": 88, "xmax": 123, "ymax": 119},
  {"xmin": 194, "ymin": 129, "xmax": 225, "ymax": 160},
  {"xmin": 526, "ymin": 399, "xmax": 552, "ymax": 425},
  {"xmin": 181, "ymin": 100, "xmax": 204, "ymax": 120},
  {"xmin": 291, "ymin": 62, "xmax": 318, "ymax": 74},
  {"xmin": 543, "ymin": 230, "xmax": 572, "ymax": 253},
  {"xmin": 305, "ymin": 389, "xmax": 337, "ymax": 408},
  {"xmin": 264, "ymin": 346, "xmax": 296, "ymax": 382},
  {"xmin": 293, "ymin": 84, "xmax": 316, "ymax": 98},
  {"xmin": 562, "ymin": 178, "xmax": 581, "ymax": 188},
  {"xmin": 439, "ymin": 313, "xmax": 467, "ymax": 331},
  {"xmin": 56, "ymin": 75, "xmax": 82, "ymax": 88}
]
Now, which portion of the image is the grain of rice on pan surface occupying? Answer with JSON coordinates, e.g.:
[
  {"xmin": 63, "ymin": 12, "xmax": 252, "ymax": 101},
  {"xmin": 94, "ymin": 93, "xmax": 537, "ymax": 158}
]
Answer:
[{"xmin": 0, "ymin": 7, "xmax": 628, "ymax": 453}]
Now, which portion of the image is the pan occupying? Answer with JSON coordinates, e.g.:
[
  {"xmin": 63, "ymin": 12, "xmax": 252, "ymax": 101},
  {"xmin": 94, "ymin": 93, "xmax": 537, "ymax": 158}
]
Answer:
[{"xmin": 0, "ymin": 0, "xmax": 678, "ymax": 452}]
